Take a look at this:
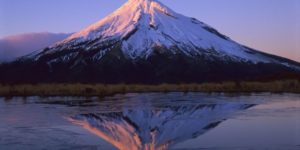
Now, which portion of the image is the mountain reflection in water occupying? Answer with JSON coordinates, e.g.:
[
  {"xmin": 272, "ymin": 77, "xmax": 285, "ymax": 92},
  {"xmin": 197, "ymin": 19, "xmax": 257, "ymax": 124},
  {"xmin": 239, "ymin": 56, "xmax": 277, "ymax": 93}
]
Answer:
[{"xmin": 69, "ymin": 103, "xmax": 255, "ymax": 150}]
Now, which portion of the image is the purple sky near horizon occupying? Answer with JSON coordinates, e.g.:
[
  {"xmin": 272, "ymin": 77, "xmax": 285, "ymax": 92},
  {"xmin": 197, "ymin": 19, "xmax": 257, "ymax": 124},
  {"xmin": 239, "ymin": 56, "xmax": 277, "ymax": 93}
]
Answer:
[{"xmin": 0, "ymin": 0, "xmax": 299, "ymax": 62}]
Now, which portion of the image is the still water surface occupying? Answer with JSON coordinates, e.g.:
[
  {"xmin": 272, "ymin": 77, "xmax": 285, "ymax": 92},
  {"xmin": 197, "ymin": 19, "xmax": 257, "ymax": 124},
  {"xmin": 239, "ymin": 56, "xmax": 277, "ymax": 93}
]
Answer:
[{"xmin": 0, "ymin": 93, "xmax": 299, "ymax": 150}]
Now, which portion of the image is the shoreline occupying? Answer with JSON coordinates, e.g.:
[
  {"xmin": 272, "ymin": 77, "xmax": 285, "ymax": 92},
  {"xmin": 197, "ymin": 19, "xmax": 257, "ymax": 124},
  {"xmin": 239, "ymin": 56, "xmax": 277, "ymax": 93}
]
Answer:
[{"xmin": 0, "ymin": 80, "xmax": 299, "ymax": 97}]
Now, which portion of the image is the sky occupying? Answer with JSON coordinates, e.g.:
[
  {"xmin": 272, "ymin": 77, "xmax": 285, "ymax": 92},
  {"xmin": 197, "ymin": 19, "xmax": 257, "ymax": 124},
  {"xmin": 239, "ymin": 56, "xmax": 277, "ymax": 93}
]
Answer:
[{"xmin": 0, "ymin": 0, "xmax": 299, "ymax": 62}]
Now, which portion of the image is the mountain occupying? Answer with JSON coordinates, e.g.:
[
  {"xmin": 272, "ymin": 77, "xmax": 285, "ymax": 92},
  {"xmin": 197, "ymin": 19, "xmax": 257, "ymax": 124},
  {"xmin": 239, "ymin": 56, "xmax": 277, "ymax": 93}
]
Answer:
[
  {"xmin": 69, "ymin": 103, "xmax": 255, "ymax": 150},
  {"xmin": 0, "ymin": 0, "xmax": 299, "ymax": 83},
  {"xmin": 0, "ymin": 32, "xmax": 71, "ymax": 62}
]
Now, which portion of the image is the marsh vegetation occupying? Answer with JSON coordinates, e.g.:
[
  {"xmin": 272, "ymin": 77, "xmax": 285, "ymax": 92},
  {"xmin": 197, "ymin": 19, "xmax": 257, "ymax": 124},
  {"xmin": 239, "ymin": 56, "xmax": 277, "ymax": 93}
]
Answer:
[{"xmin": 0, "ymin": 80, "xmax": 299, "ymax": 97}]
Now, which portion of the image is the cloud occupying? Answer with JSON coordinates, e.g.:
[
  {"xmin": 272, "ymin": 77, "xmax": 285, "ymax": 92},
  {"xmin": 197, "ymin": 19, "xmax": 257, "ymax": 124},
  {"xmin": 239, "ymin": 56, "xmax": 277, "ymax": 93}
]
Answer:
[{"xmin": 0, "ymin": 32, "xmax": 71, "ymax": 62}]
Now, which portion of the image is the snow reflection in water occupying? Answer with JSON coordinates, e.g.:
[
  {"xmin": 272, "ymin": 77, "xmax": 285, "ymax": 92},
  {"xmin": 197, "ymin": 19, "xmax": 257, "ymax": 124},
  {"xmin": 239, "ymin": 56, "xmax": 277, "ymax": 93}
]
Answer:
[
  {"xmin": 0, "ymin": 93, "xmax": 299, "ymax": 150},
  {"xmin": 69, "ymin": 102, "xmax": 255, "ymax": 150}
]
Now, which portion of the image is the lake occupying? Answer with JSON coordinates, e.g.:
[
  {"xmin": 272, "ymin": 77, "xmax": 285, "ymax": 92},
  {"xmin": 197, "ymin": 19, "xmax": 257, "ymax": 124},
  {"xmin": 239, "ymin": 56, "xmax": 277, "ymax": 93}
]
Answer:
[{"xmin": 0, "ymin": 93, "xmax": 299, "ymax": 150}]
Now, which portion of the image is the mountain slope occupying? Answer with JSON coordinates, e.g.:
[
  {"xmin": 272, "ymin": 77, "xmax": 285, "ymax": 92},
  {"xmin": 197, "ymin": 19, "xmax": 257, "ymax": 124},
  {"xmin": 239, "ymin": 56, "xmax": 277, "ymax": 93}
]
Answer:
[
  {"xmin": 0, "ymin": 0, "xmax": 299, "ymax": 83},
  {"xmin": 30, "ymin": 0, "xmax": 297, "ymax": 63}
]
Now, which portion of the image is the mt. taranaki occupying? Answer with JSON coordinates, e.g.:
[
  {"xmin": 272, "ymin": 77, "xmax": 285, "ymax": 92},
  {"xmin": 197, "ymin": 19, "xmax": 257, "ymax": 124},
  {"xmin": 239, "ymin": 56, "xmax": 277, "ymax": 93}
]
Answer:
[{"xmin": 1, "ymin": 0, "xmax": 299, "ymax": 83}]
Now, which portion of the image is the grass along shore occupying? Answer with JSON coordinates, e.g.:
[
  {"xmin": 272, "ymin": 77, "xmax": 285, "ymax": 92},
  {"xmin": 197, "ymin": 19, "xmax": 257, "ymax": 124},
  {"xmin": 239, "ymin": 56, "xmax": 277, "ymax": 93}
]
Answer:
[{"xmin": 0, "ymin": 80, "xmax": 300, "ymax": 97}]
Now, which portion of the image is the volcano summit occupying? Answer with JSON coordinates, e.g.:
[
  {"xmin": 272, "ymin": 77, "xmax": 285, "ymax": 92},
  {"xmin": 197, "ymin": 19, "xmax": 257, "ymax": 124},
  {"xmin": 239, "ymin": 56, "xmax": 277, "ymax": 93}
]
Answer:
[{"xmin": 1, "ymin": 0, "xmax": 299, "ymax": 83}]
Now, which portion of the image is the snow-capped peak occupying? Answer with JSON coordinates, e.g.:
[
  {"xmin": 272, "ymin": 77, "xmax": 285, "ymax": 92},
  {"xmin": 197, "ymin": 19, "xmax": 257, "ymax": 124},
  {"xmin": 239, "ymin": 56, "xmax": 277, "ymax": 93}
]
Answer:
[
  {"xmin": 4, "ymin": 0, "xmax": 300, "ymax": 84},
  {"xmin": 30, "ymin": 0, "xmax": 300, "ymax": 70},
  {"xmin": 60, "ymin": 0, "xmax": 176, "ymax": 43},
  {"xmin": 43, "ymin": 0, "xmax": 268, "ymax": 62}
]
